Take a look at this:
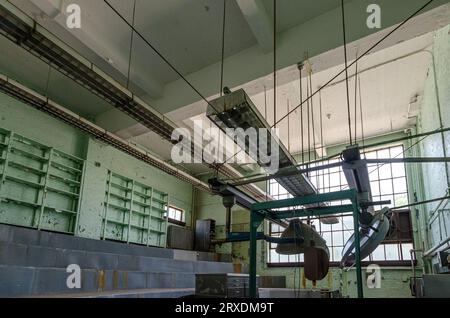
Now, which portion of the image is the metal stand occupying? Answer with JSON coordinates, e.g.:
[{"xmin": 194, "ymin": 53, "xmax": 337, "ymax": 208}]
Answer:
[{"xmin": 249, "ymin": 189, "xmax": 364, "ymax": 298}]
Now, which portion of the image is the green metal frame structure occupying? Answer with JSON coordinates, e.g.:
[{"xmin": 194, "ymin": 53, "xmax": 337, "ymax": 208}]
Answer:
[{"xmin": 249, "ymin": 189, "xmax": 364, "ymax": 298}]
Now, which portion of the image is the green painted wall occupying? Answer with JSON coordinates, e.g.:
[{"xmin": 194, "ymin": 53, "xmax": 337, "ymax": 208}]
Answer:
[
  {"xmin": 0, "ymin": 92, "xmax": 87, "ymax": 157},
  {"xmin": 0, "ymin": 90, "xmax": 194, "ymax": 241},
  {"xmin": 417, "ymin": 25, "xmax": 450, "ymax": 268}
]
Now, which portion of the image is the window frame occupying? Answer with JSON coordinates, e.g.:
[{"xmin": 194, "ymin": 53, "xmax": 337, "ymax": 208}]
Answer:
[
  {"xmin": 165, "ymin": 205, "xmax": 186, "ymax": 226},
  {"xmin": 266, "ymin": 144, "xmax": 414, "ymax": 267}
]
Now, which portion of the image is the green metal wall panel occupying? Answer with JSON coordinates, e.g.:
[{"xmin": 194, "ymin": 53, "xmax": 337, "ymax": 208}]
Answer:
[
  {"xmin": 76, "ymin": 161, "xmax": 107, "ymax": 239},
  {"xmin": 102, "ymin": 171, "xmax": 168, "ymax": 247},
  {"xmin": 0, "ymin": 127, "xmax": 83, "ymax": 233},
  {"xmin": 0, "ymin": 126, "xmax": 169, "ymax": 248}
]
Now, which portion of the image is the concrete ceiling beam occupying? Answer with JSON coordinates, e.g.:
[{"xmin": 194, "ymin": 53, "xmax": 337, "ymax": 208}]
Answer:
[{"xmin": 236, "ymin": 0, "xmax": 274, "ymax": 53}]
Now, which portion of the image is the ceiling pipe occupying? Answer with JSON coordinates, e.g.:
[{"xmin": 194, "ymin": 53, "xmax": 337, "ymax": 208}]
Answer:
[{"xmin": 0, "ymin": 73, "xmax": 211, "ymax": 193}]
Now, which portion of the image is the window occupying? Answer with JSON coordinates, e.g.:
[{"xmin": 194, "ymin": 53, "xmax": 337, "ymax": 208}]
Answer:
[
  {"xmin": 267, "ymin": 145, "xmax": 413, "ymax": 266},
  {"xmin": 165, "ymin": 206, "xmax": 185, "ymax": 226}
]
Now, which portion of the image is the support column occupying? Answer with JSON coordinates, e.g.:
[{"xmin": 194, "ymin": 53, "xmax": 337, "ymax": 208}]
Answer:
[{"xmin": 249, "ymin": 209, "xmax": 263, "ymax": 298}]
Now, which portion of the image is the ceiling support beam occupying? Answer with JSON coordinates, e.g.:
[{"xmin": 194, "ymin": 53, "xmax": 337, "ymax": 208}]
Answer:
[{"xmin": 236, "ymin": 0, "xmax": 274, "ymax": 53}]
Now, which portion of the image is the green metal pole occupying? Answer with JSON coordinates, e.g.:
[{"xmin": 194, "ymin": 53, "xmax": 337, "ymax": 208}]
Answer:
[
  {"xmin": 249, "ymin": 209, "xmax": 263, "ymax": 298},
  {"xmin": 353, "ymin": 203, "xmax": 364, "ymax": 298}
]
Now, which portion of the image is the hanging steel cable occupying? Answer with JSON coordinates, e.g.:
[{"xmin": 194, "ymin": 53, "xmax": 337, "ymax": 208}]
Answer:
[
  {"xmin": 273, "ymin": 0, "xmax": 277, "ymax": 127},
  {"xmin": 220, "ymin": 0, "xmax": 227, "ymax": 97},
  {"xmin": 126, "ymin": 0, "xmax": 137, "ymax": 89},
  {"xmin": 298, "ymin": 64, "xmax": 305, "ymax": 165},
  {"xmin": 306, "ymin": 69, "xmax": 311, "ymax": 164},
  {"xmin": 358, "ymin": 74, "xmax": 366, "ymax": 152},
  {"xmin": 341, "ymin": 0, "xmax": 353, "ymax": 146},
  {"xmin": 102, "ymin": 0, "xmax": 223, "ymax": 117},
  {"xmin": 354, "ymin": 52, "xmax": 359, "ymax": 143}
]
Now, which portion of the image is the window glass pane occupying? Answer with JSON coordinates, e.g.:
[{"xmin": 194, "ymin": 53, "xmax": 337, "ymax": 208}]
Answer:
[
  {"xmin": 320, "ymin": 222, "xmax": 332, "ymax": 232},
  {"xmin": 393, "ymin": 177, "xmax": 407, "ymax": 193},
  {"xmin": 390, "ymin": 146, "xmax": 403, "ymax": 158},
  {"xmin": 332, "ymin": 246, "xmax": 342, "ymax": 262},
  {"xmin": 401, "ymin": 243, "xmax": 413, "ymax": 260},
  {"xmin": 394, "ymin": 193, "xmax": 408, "ymax": 207},
  {"xmin": 332, "ymin": 231, "xmax": 344, "ymax": 247},
  {"xmin": 379, "ymin": 179, "xmax": 393, "ymax": 195},
  {"xmin": 371, "ymin": 181, "xmax": 380, "ymax": 196},
  {"xmin": 321, "ymin": 232, "xmax": 332, "ymax": 246},
  {"xmin": 329, "ymin": 173, "xmax": 340, "ymax": 187},
  {"xmin": 391, "ymin": 163, "xmax": 406, "ymax": 178},
  {"xmin": 270, "ymin": 182, "xmax": 278, "ymax": 196},
  {"xmin": 385, "ymin": 244, "xmax": 399, "ymax": 260},
  {"xmin": 279, "ymin": 254, "xmax": 289, "ymax": 263},
  {"xmin": 270, "ymin": 249, "xmax": 279, "ymax": 262},
  {"xmin": 377, "ymin": 149, "xmax": 390, "ymax": 158},
  {"xmin": 342, "ymin": 216, "xmax": 354, "ymax": 230},
  {"xmin": 343, "ymin": 230, "xmax": 352, "ymax": 244},
  {"xmin": 372, "ymin": 245, "xmax": 385, "ymax": 261},
  {"xmin": 378, "ymin": 164, "xmax": 392, "ymax": 180}
]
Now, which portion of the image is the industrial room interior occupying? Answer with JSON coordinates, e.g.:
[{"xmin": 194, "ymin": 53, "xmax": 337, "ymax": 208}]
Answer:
[{"xmin": 0, "ymin": 0, "xmax": 449, "ymax": 300}]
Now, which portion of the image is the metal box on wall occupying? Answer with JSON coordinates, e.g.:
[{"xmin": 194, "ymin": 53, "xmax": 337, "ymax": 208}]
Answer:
[{"xmin": 167, "ymin": 225, "xmax": 194, "ymax": 250}]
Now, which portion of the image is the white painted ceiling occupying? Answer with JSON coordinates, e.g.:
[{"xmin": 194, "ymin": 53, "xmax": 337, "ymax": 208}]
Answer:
[{"xmin": 261, "ymin": 0, "xmax": 345, "ymax": 32}]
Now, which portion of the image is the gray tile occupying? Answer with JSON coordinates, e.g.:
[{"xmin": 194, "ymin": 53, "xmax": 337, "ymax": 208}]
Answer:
[
  {"xmin": 0, "ymin": 265, "xmax": 35, "ymax": 297},
  {"xmin": 0, "ymin": 242, "xmax": 28, "ymax": 265}
]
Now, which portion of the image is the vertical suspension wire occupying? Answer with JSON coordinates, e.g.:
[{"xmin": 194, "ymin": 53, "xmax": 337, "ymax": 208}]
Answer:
[
  {"xmin": 220, "ymin": 0, "xmax": 227, "ymax": 96},
  {"xmin": 306, "ymin": 74, "xmax": 311, "ymax": 164},
  {"xmin": 354, "ymin": 52, "xmax": 359, "ymax": 143},
  {"xmin": 341, "ymin": 0, "xmax": 353, "ymax": 145},
  {"xmin": 298, "ymin": 65, "xmax": 305, "ymax": 165},
  {"xmin": 319, "ymin": 90, "xmax": 325, "ymax": 225},
  {"xmin": 45, "ymin": 64, "xmax": 52, "ymax": 98},
  {"xmin": 319, "ymin": 90, "xmax": 325, "ymax": 160},
  {"xmin": 358, "ymin": 74, "xmax": 366, "ymax": 153},
  {"xmin": 264, "ymin": 85, "xmax": 268, "ymax": 201},
  {"xmin": 309, "ymin": 71, "xmax": 317, "ymax": 161},
  {"xmin": 126, "ymin": 0, "xmax": 137, "ymax": 89},
  {"xmin": 287, "ymin": 99, "xmax": 291, "ymax": 152},
  {"xmin": 273, "ymin": 0, "xmax": 277, "ymax": 127},
  {"xmin": 264, "ymin": 85, "xmax": 268, "ymax": 120}
]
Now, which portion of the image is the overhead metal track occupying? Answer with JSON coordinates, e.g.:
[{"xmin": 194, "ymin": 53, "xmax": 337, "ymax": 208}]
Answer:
[
  {"xmin": 0, "ymin": 73, "xmax": 211, "ymax": 192},
  {"xmin": 0, "ymin": 1, "xmax": 268, "ymax": 202},
  {"xmin": 208, "ymin": 90, "xmax": 323, "ymax": 198}
]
